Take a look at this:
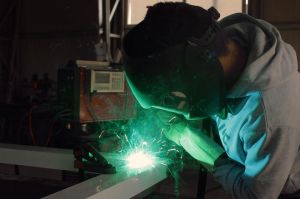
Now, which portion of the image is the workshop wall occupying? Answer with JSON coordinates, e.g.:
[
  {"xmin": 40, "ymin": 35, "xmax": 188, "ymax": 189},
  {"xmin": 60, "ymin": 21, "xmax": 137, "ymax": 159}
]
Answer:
[
  {"xmin": 249, "ymin": 0, "xmax": 300, "ymax": 67},
  {"xmin": 0, "ymin": 0, "xmax": 102, "ymax": 103},
  {"xmin": 0, "ymin": 0, "xmax": 18, "ymax": 102},
  {"xmin": 19, "ymin": 0, "xmax": 100, "ymax": 82}
]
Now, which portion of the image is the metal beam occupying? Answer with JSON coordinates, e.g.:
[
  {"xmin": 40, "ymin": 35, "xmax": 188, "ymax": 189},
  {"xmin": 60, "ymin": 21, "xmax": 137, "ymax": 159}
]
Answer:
[
  {"xmin": 0, "ymin": 143, "xmax": 169, "ymax": 198},
  {"xmin": 110, "ymin": 0, "xmax": 121, "ymax": 23},
  {"xmin": 0, "ymin": 143, "xmax": 122, "ymax": 172},
  {"xmin": 0, "ymin": 143, "xmax": 76, "ymax": 171},
  {"xmin": 43, "ymin": 164, "xmax": 167, "ymax": 199},
  {"xmin": 103, "ymin": 0, "xmax": 112, "ymax": 61}
]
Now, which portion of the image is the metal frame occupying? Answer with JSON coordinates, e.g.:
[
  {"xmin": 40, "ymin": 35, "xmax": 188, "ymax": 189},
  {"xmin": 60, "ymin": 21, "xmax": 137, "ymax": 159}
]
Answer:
[
  {"xmin": 0, "ymin": 143, "xmax": 76, "ymax": 171},
  {"xmin": 101, "ymin": 0, "xmax": 124, "ymax": 62},
  {"xmin": 0, "ymin": 143, "xmax": 168, "ymax": 198},
  {"xmin": 43, "ymin": 164, "xmax": 167, "ymax": 199}
]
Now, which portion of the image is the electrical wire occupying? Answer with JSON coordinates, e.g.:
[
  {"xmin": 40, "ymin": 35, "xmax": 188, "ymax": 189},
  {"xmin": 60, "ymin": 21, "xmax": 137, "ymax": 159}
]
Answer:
[
  {"xmin": 27, "ymin": 103, "xmax": 71, "ymax": 146},
  {"xmin": 44, "ymin": 109, "xmax": 72, "ymax": 146}
]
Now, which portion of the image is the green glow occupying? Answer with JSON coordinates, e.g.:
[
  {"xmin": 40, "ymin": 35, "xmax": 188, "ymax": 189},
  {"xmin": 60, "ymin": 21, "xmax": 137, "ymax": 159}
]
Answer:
[
  {"xmin": 125, "ymin": 73, "xmax": 152, "ymax": 109},
  {"xmin": 95, "ymin": 108, "xmax": 182, "ymax": 175},
  {"xmin": 126, "ymin": 73, "xmax": 190, "ymax": 118},
  {"xmin": 126, "ymin": 150, "xmax": 154, "ymax": 169},
  {"xmin": 163, "ymin": 119, "xmax": 224, "ymax": 170},
  {"xmin": 179, "ymin": 125, "xmax": 224, "ymax": 170},
  {"xmin": 95, "ymin": 109, "xmax": 183, "ymax": 196}
]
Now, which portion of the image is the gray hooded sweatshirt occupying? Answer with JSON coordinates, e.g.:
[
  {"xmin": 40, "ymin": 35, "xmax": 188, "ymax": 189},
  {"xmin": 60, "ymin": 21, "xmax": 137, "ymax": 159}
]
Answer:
[{"xmin": 213, "ymin": 14, "xmax": 300, "ymax": 199}]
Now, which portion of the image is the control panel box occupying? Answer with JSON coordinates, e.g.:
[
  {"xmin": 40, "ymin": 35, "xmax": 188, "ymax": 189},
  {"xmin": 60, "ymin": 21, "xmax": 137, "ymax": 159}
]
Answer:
[{"xmin": 57, "ymin": 60, "xmax": 136, "ymax": 123}]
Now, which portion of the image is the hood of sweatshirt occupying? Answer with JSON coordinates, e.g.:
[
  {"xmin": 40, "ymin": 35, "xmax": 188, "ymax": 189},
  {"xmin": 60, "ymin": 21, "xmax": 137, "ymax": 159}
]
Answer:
[{"xmin": 219, "ymin": 13, "xmax": 298, "ymax": 98}]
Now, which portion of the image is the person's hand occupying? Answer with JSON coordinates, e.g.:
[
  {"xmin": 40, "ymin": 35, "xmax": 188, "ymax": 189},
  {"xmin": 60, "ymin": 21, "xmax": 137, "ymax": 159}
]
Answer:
[
  {"xmin": 156, "ymin": 110, "xmax": 225, "ymax": 171},
  {"xmin": 156, "ymin": 110, "xmax": 187, "ymax": 145}
]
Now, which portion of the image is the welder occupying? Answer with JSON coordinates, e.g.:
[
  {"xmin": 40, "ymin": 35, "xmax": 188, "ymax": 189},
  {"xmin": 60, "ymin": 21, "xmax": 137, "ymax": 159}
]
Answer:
[{"xmin": 122, "ymin": 2, "xmax": 300, "ymax": 199}]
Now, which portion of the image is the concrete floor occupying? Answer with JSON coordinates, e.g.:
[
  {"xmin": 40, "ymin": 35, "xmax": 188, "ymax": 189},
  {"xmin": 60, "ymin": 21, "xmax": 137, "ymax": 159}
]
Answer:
[{"xmin": 145, "ymin": 169, "xmax": 233, "ymax": 199}]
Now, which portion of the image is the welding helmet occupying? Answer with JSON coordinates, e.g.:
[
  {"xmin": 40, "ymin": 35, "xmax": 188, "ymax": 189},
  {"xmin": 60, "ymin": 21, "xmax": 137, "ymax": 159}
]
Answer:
[{"xmin": 123, "ymin": 9, "xmax": 226, "ymax": 120}]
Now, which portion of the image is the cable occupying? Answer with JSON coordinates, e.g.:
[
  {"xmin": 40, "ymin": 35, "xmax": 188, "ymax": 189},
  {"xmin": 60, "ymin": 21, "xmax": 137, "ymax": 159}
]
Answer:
[{"xmin": 44, "ymin": 109, "xmax": 71, "ymax": 146}]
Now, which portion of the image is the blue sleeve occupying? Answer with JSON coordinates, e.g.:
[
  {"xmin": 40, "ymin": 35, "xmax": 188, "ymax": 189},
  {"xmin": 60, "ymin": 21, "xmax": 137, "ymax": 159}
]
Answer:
[{"xmin": 213, "ymin": 126, "xmax": 299, "ymax": 199}]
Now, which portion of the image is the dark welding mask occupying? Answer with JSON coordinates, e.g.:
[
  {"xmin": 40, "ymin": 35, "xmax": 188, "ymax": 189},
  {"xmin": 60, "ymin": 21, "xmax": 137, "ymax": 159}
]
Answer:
[{"xmin": 123, "ymin": 9, "xmax": 226, "ymax": 120}]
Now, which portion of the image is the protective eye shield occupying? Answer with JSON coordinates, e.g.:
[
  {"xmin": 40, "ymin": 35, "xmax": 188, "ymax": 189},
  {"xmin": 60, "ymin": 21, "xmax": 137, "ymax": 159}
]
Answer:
[
  {"xmin": 123, "ymin": 20, "xmax": 226, "ymax": 119},
  {"xmin": 124, "ymin": 41, "xmax": 187, "ymax": 108}
]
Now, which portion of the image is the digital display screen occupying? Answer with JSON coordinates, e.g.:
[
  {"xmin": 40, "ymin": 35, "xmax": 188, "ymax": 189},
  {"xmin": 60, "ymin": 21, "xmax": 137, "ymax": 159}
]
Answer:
[{"xmin": 95, "ymin": 73, "xmax": 110, "ymax": 84}]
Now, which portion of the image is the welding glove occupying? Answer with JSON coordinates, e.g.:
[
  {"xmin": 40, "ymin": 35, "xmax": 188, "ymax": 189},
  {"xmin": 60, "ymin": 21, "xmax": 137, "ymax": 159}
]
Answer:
[{"xmin": 157, "ymin": 110, "xmax": 225, "ymax": 171}]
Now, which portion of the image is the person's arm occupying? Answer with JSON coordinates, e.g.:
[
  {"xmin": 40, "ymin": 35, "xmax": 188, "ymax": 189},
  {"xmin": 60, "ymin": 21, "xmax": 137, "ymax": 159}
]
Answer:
[
  {"xmin": 213, "ymin": 126, "xmax": 299, "ymax": 199},
  {"xmin": 163, "ymin": 118, "xmax": 225, "ymax": 171},
  {"xmin": 178, "ymin": 123, "xmax": 225, "ymax": 170}
]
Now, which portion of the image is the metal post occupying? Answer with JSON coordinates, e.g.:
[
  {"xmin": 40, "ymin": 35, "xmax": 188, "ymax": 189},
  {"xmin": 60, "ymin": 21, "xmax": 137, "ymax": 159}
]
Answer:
[
  {"xmin": 103, "ymin": 0, "xmax": 112, "ymax": 61},
  {"xmin": 110, "ymin": 0, "xmax": 121, "ymax": 23}
]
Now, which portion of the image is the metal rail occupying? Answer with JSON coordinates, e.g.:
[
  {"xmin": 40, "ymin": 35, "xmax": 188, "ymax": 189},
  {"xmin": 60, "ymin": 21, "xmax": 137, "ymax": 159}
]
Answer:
[
  {"xmin": 43, "ymin": 164, "xmax": 167, "ymax": 199},
  {"xmin": 0, "ymin": 143, "xmax": 76, "ymax": 171},
  {"xmin": 0, "ymin": 143, "xmax": 168, "ymax": 198}
]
